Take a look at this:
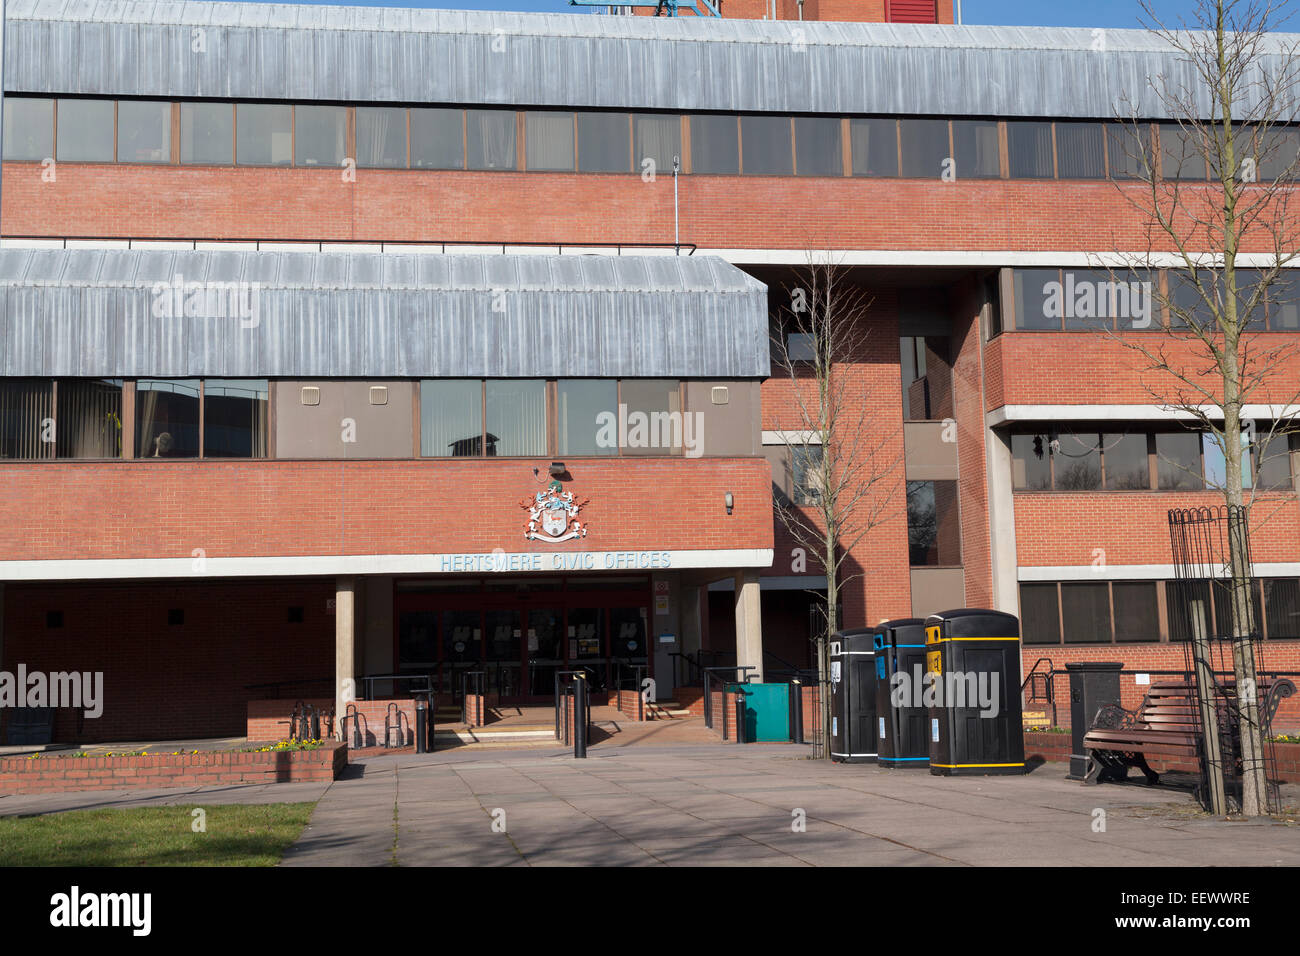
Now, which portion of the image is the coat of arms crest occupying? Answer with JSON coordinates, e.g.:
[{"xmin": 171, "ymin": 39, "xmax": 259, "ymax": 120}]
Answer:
[{"xmin": 522, "ymin": 481, "xmax": 588, "ymax": 543}]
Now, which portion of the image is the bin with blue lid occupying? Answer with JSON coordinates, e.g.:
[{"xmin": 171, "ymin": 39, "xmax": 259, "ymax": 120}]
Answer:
[
  {"xmin": 872, "ymin": 618, "xmax": 931, "ymax": 768},
  {"xmin": 828, "ymin": 629, "xmax": 878, "ymax": 763}
]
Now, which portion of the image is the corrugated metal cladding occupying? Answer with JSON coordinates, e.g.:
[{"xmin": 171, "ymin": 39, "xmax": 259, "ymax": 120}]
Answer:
[
  {"xmin": 0, "ymin": 249, "xmax": 771, "ymax": 379},
  {"xmin": 7, "ymin": 0, "xmax": 1298, "ymax": 120}
]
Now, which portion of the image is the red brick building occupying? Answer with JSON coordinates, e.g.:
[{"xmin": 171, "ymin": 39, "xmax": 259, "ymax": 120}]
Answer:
[{"xmin": 1, "ymin": 0, "xmax": 1298, "ymax": 742}]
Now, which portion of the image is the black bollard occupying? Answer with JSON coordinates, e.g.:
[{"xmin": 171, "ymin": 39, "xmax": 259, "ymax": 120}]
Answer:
[
  {"xmin": 415, "ymin": 696, "xmax": 428, "ymax": 754},
  {"xmin": 734, "ymin": 688, "xmax": 747, "ymax": 744},
  {"xmin": 790, "ymin": 679, "xmax": 804, "ymax": 744},
  {"xmin": 573, "ymin": 674, "xmax": 588, "ymax": 758}
]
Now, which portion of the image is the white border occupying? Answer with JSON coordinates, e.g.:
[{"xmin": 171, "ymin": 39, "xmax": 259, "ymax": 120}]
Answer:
[
  {"xmin": 988, "ymin": 404, "xmax": 1300, "ymax": 426},
  {"xmin": 1019, "ymin": 562, "xmax": 1300, "ymax": 581}
]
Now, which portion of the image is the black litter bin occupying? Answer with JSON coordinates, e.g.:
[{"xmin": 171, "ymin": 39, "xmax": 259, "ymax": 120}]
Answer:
[
  {"xmin": 924, "ymin": 608, "xmax": 1025, "ymax": 776},
  {"xmin": 828, "ymin": 629, "xmax": 878, "ymax": 763},
  {"xmin": 873, "ymin": 618, "xmax": 930, "ymax": 768},
  {"xmin": 1065, "ymin": 661, "xmax": 1123, "ymax": 779}
]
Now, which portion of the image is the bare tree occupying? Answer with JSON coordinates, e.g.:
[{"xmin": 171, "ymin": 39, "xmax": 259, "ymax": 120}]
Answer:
[
  {"xmin": 769, "ymin": 259, "xmax": 904, "ymax": 757},
  {"xmin": 1105, "ymin": 0, "xmax": 1300, "ymax": 816}
]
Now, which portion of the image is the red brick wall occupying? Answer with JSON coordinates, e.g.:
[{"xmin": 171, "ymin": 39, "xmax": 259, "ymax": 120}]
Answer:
[
  {"xmin": 0, "ymin": 741, "xmax": 346, "ymax": 794},
  {"xmin": 337, "ymin": 699, "xmax": 418, "ymax": 747},
  {"xmin": 247, "ymin": 697, "xmax": 333, "ymax": 743},
  {"xmin": 0, "ymin": 457, "xmax": 772, "ymax": 563},
  {"xmin": 616, "ymin": 689, "xmax": 647, "ymax": 721},
  {"xmin": 2, "ymin": 580, "xmax": 334, "ymax": 742}
]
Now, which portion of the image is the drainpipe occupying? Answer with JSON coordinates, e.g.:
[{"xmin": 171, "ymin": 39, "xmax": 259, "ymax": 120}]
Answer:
[
  {"xmin": 956, "ymin": 0, "xmax": 963, "ymax": 24},
  {"xmin": 673, "ymin": 154, "xmax": 680, "ymax": 255},
  {"xmin": 797, "ymin": 0, "xmax": 804, "ymax": 19}
]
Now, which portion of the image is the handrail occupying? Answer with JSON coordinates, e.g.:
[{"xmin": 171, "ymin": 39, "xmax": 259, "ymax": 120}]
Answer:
[
  {"xmin": 1020, "ymin": 658, "xmax": 1056, "ymax": 726},
  {"xmin": 243, "ymin": 676, "xmax": 333, "ymax": 699},
  {"xmin": 702, "ymin": 666, "xmax": 756, "ymax": 729},
  {"xmin": 356, "ymin": 673, "xmax": 436, "ymax": 701}
]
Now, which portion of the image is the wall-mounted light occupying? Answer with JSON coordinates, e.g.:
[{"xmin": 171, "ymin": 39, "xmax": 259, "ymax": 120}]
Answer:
[
  {"xmin": 724, "ymin": 492, "xmax": 734, "ymax": 515},
  {"xmin": 549, "ymin": 462, "xmax": 567, "ymax": 478}
]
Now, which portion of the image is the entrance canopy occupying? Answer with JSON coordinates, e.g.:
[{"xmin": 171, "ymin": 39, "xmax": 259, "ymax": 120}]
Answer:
[{"xmin": 0, "ymin": 248, "xmax": 770, "ymax": 379}]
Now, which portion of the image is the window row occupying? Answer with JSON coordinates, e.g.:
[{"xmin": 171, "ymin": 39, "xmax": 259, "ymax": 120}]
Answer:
[
  {"xmin": 1021, "ymin": 577, "xmax": 1300, "ymax": 645},
  {"xmin": 1006, "ymin": 268, "xmax": 1300, "ymax": 333},
  {"xmin": 0, "ymin": 378, "xmax": 688, "ymax": 460},
  {"xmin": 1010, "ymin": 428, "xmax": 1295, "ymax": 493},
  {"xmin": 8, "ymin": 97, "xmax": 1296, "ymax": 183}
]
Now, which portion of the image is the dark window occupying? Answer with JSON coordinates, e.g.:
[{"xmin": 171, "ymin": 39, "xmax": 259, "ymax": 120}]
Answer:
[
  {"xmin": 1061, "ymin": 583, "xmax": 1112, "ymax": 643},
  {"xmin": 951, "ymin": 120, "xmax": 1000, "ymax": 179},
  {"xmin": 1113, "ymin": 582, "xmax": 1160, "ymax": 642},
  {"xmin": 421, "ymin": 380, "xmax": 484, "ymax": 457},
  {"xmin": 1252, "ymin": 124, "xmax": 1300, "ymax": 181},
  {"xmin": 236, "ymin": 104, "xmax": 292, "ymax": 166},
  {"xmin": 357, "ymin": 107, "xmax": 407, "ymax": 168},
  {"xmin": 1267, "ymin": 271, "xmax": 1300, "ymax": 330},
  {"xmin": 1167, "ymin": 271, "xmax": 1216, "ymax": 329},
  {"xmin": 794, "ymin": 117, "xmax": 842, "ymax": 177},
  {"xmin": 411, "ymin": 108, "xmax": 464, "ymax": 169},
  {"xmin": 1060, "ymin": 269, "xmax": 1117, "ymax": 330},
  {"xmin": 1255, "ymin": 432, "xmax": 1293, "ymax": 491},
  {"xmin": 287, "ymin": 606, "xmax": 305, "ymax": 624},
  {"xmin": 785, "ymin": 332, "xmax": 815, "ymax": 362},
  {"xmin": 849, "ymin": 118, "xmax": 898, "ymax": 177},
  {"xmin": 1263, "ymin": 578, "xmax": 1300, "ymax": 639},
  {"xmin": 486, "ymin": 380, "xmax": 547, "ymax": 456},
  {"xmin": 1053, "ymin": 433, "xmax": 1102, "ymax": 490},
  {"xmin": 557, "ymin": 380, "xmax": 618, "ymax": 456},
  {"xmin": 1159, "ymin": 122, "xmax": 1206, "ymax": 180},
  {"xmin": 203, "ymin": 379, "xmax": 268, "ymax": 458},
  {"xmin": 1011, "ymin": 434, "xmax": 1052, "ymax": 491},
  {"xmin": 1155, "ymin": 432, "xmax": 1204, "ymax": 490},
  {"xmin": 619, "ymin": 379, "xmax": 682, "ymax": 456},
  {"xmin": 167, "ymin": 608, "xmax": 185, "ymax": 626},
  {"xmin": 899, "ymin": 336, "xmax": 952, "ymax": 421},
  {"xmin": 740, "ymin": 115, "xmax": 793, "ymax": 176},
  {"xmin": 56, "ymin": 379, "xmax": 124, "ymax": 459},
  {"xmin": 1106, "ymin": 122, "xmax": 1148, "ymax": 180},
  {"xmin": 1020, "ymin": 583, "xmax": 1062, "ymax": 645},
  {"xmin": 117, "ymin": 100, "xmax": 171, "ymax": 163},
  {"xmin": 3, "ymin": 97, "xmax": 54, "ymax": 161},
  {"xmin": 1006, "ymin": 121, "xmax": 1053, "ymax": 178},
  {"xmin": 1167, "ymin": 579, "xmax": 1214, "ymax": 642},
  {"xmin": 1055, "ymin": 122, "xmax": 1106, "ymax": 179},
  {"xmin": 906, "ymin": 479, "xmax": 960, "ymax": 566},
  {"xmin": 295, "ymin": 105, "xmax": 347, "ymax": 167},
  {"xmin": 136, "ymin": 379, "xmax": 200, "ymax": 458},
  {"xmin": 690, "ymin": 115, "xmax": 739, "ymax": 174},
  {"xmin": 577, "ymin": 112, "xmax": 631, "ymax": 173},
  {"xmin": 791, "ymin": 444, "xmax": 824, "ymax": 506},
  {"xmin": 180, "ymin": 102, "xmax": 233, "ymax": 165},
  {"xmin": 984, "ymin": 271, "xmax": 1003, "ymax": 338},
  {"xmin": 0, "ymin": 379, "xmax": 55, "ymax": 459},
  {"xmin": 633, "ymin": 114, "xmax": 680, "ymax": 177},
  {"xmin": 1202, "ymin": 431, "xmax": 1252, "ymax": 491},
  {"xmin": 466, "ymin": 110, "xmax": 516, "ymax": 171},
  {"xmin": 57, "ymin": 99, "xmax": 114, "ymax": 162},
  {"xmin": 400, "ymin": 611, "xmax": 438, "ymax": 666},
  {"xmin": 1102, "ymin": 433, "xmax": 1150, "ymax": 490},
  {"xmin": 46, "ymin": 610, "xmax": 64, "ymax": 629},
  {"xmin": 898, "ymin": 118, "xmax": 949, "ymax": 178},
  {"xmin": 526, "ymin": 111, "xmax": 575, "ymax": 171},
  {"xmin": 1012, "ymin": 267, "xmax": 1063, "ymax": 330}
]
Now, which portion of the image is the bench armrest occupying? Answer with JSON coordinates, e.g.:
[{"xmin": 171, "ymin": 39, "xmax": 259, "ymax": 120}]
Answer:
[{"xmin": 1089, "ymin": 703, "xmax": 1139, "ymax": 732}]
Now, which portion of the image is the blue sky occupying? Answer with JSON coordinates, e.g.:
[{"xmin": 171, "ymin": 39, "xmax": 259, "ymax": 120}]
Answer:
[{"xmin": 217, "ymin": 0, "xmax": 1248, "ymax": 32}]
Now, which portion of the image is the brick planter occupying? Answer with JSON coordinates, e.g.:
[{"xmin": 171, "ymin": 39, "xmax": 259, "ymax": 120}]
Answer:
[
  {"xmin": 1024, "ymin": 731, "xmax": 1300, "ymax": 783},
  {"xmin": 615, "ymin": 689, "xmax": 646, "ymax": 721},
  {"xmin": 0, "ymin": 741, "xmax": 348, "ymax": 795},
  {"xmin": 249, "ymin": 698, "xmax": 421, "ymax": 746}
]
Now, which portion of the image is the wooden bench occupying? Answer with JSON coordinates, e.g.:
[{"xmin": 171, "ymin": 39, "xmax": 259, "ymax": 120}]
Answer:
[{"xmin": 1083, "ymin": 678, "xmax": 1295, "ymax": 786}]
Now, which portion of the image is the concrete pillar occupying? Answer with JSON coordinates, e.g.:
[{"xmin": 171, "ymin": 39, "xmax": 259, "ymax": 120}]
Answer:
[
  {"xmin": 335, "ymin": 577, "xmax": 357, "ymax": 736},
  {"xmin": 734, "ymin": 570, "xmax": 764, "ymax": 683}
]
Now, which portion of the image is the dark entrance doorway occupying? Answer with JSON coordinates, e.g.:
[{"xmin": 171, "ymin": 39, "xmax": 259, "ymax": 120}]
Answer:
[{"xmin": 395, "ymin": 576, "xmax": 651, "ymax": 705}]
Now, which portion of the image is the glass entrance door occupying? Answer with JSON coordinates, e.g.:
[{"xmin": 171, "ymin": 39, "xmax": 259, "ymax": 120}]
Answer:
[{"xmin": 525, "ymin": 607, "xmax": 564, "ymax": 701}]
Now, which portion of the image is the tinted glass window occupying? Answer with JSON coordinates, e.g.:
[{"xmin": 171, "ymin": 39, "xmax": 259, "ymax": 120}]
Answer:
[
  {"xmin": 1114, "ymin": 582, "xmax": 1160, "ymax": 642},
  {"xmin": 1263, "ymin": 578, "xmax": 1300, "ymax": 639},
  {"xmin": 620, "ymin": 380, "xmax": 681, "ymax": 456},
  {"xmin": 1054, "ymin": 433, "xmax": 1101, "ymax": 490},
  {"xmin": 55, "ymin": 379, "xmax": 124, "ymax": 459},
  {"xmin": 1019, "ymin": 584, "xmax": 1061, "ymax": 645},
  {"xmin": 690, "ymin": 115, "xmax": 739, "ymax": 174},
  {"xmin": 1167, "ymin": 271, "xmax": 1215, "ymax": 329},
  {"xmin": 1156, "ymin": 432, "xmax": 1204, "ymax": 489},
  {"xmin": 1202, "ymin": 431, "xmax": 1251, "ymax": 491},
  {"xmin": 357, "ymin": 107, "xmax": 407, "ymax": 168},
  {"xmin": 295, "ymin": 105, "xmax": 347, "ymax": 167},
  {"xmin": 1255, "ymin": 433, "xmax": 1293, "ymax": 491},
  {"xmin": 906, "ymin": 479, "xmax": 960, "ymax": 565},
  {"xmin": 136, "ymin": 379, "xmax": 201, "ymax": 458},
  {"xmin": 849, "ymin": 118, "xmax": 898, "ymax": 177},
  {"xmin": 421, "ymin": 380, "xmax": 483, "ymax": 456},
  {"xmin": 1013, "ymin": 267, "xmax": 1063, "ymax": 330},
  {"xmin": 1007, "ymin": 121, "xmax": 1053, "ymax": 178},
  {"xmin": 1059, "ymin": 269, "xmax": 1117, "ymax": 330},
  {"xmin": 0, "ymin": 379, "xmax": 54, "ymax": 459},
  {"xmin": 1167, "ymin": 579, "xmax": 1214, "ymax": 642},
  {"xmin": 1062, "ymin": 583, "xmax": 1112, "ymax": 643},
  {"xmin": 1159, "ymin": 122, "xmax": 1205, "ymax": 180},
  {"xmin": 203, "ymin": 379, "xmax": 268, "ymax": 458},
  {"xmin": 526, "ymin": 112, "xmax": 574, "ymax": 171},
  {"xmin": 898, "ymin": 118, "xmax": 948, "ymax": 178},
  {"xmin": 633, "ymin": 114, "xmax": 680, "ymax": 178},
  {"xmin": 1253, "ymin": 124, "xmax": 1300, "ymax": 181},
  {"xmin": 1011, "ymin": 434, "xmax": 1053, "ymax": 490},
  {"xmin": 557, "ymin": 380, "xmax": 617, "ymax": 456},
  {"xmin": 236, "ymin": 104, "xmax": 292, "ymax": 166},
  {"xmin": 577, "ymin": 112, "xmax": 630, "ymax": 173},
  {"xmin": 951, "ymin": 120, "xmax": 1000, "ymax": 179},
  {"xmin": 1102, "ymin": 433, "xmax": 1149, "ymax": 489},
  {"xmin": 117, "ymin": 100, "xmax": 171, "ymax": 163},
  {"xmin": 1267, "ymin": 271, "xmax": 1300, "ymax": 330},
  {"xmin": 180, "ymin": 102, "xmax": 233, "ymax": 164},
  {"xmin": 466, "ymin": 110, "xmax": 515, "ymax": 170},
  {"xmin": 3, "ymin": 98, "xmax": 54, "ymax": 161},
  {"xmin": 1055, "ymin": 122, "xmax": 1106, "ymax": 179},
  {"xmin": 792, "ymin": 445, "xmax": 824, "ymax": 506},
  {"xmin": 57, "ymin": 99, "xmax": 115, "ymax": 162},
  {"xmin": 794, "ymin": 116, "xmax": 841, "ymax": 177},
  {"xmin": 412, "ymin": 108, "xmax": 464, "ymax": 169},
  {"xmin": 487, "ymin": 380, "xmax": 548, "ymax": 456},
  {"xmin": 740, "ymin": 115, "xmax": 792, "ymax": 176},
  {"xmin": 1106, "ymin": 122, "xmax": 1148, "ymax": 180}
]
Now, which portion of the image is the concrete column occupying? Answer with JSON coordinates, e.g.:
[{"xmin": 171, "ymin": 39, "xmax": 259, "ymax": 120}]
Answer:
[
  {"xmin": 335, "ymin": 577, "xmax": 357, "ymax": 736},
  {"xmin": 734, "ymin": 570, "xmax": 764, "ymax": 683},
  {"xmin": 985, "ymin": 425, "xmax": 1020, "ymax": 617}
]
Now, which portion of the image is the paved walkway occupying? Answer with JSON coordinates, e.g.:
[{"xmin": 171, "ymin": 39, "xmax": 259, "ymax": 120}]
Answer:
[{"xmin": 5, "ymin": 745, "xmax": 1298, "ymax": 865}]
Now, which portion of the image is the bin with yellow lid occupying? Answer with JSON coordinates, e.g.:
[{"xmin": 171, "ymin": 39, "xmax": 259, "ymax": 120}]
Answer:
[{"xmin": 923, "ymin": 608, "xmax": 1025, "ymax": 776}]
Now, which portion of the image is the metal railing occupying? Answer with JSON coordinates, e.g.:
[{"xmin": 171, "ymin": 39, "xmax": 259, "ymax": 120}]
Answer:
[
  {"xmin": 702, "ymin": 666, "xmax": 756, "ymax": 731},
  {"xmin": 355, "ymin": 673, "xmax": 436, "ymax": 701},
  {"xmin": 1020, "ymin": 658, "xmax": 1056, "ymax": 726}
]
